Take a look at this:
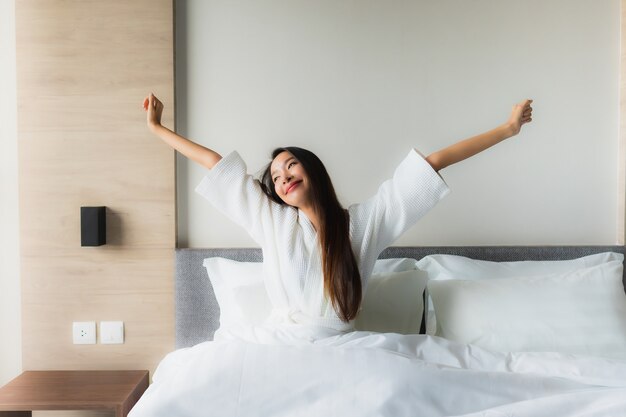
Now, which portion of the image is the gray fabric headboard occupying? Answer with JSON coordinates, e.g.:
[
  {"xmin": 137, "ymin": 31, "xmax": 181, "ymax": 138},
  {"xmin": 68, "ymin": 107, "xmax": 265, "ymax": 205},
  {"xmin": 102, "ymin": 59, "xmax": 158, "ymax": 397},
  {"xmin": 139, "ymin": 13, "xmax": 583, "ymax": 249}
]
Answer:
[{"xmin": 175, "ymin": 246, "xmax": 626, "ymax": 349}]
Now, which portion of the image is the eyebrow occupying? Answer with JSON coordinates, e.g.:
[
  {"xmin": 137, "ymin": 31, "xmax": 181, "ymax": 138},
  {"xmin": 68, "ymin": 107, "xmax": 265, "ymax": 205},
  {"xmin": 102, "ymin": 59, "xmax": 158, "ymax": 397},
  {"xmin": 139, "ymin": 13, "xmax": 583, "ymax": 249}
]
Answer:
[{"xmin": 271, "ymin": 157, "xmax": 296, "ymax": 177}]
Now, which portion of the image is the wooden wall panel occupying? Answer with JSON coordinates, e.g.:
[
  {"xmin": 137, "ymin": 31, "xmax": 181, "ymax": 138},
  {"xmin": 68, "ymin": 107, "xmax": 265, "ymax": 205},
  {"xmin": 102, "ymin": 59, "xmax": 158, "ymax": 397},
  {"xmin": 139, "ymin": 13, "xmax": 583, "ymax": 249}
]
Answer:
[{"xmin": 16, "ymin": 2, "xmax": 175, "ymax": 410}]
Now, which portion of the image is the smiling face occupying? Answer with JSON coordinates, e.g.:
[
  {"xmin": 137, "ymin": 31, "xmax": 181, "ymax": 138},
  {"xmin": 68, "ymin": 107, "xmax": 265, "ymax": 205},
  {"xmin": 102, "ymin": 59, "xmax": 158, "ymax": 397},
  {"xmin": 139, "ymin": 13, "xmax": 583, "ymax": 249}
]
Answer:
[{"xmin": 270, "ymin": 151, "xmax": 312, "ymax": 209}]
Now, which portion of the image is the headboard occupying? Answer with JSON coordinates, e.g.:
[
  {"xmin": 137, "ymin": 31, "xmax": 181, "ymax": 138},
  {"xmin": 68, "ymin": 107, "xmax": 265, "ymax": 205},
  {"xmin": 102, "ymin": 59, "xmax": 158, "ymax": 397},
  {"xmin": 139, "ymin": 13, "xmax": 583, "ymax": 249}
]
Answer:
[{"xmin": 175, "ymin": 246, "xmax": 626, "ymax": 349}]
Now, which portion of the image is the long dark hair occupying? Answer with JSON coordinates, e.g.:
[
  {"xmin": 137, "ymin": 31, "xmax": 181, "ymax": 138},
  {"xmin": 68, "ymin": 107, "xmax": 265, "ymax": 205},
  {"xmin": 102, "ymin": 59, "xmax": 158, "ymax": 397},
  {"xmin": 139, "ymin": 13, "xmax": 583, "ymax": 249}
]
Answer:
[{"xmin": 260, "ymin": 147, "xmax": 362, "ymax": 322}]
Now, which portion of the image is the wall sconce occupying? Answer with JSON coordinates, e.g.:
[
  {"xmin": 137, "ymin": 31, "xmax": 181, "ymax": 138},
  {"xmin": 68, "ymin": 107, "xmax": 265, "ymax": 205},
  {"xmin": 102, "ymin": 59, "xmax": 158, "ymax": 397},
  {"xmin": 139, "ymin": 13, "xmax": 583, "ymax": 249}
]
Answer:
[{"xmin": 81, "ymin": 206, "xmax": 106, "ymax": 246}]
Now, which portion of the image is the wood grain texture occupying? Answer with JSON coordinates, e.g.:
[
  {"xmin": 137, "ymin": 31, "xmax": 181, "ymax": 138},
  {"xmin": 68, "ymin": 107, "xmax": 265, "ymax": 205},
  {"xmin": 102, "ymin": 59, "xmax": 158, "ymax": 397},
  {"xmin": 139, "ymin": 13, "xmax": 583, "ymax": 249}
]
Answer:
[
  {"xmin": 0, "ymin": 371, "xmax": 148, "ymax": 417},
  {"xmin": 15, "ymin": 2, "xmax": 175, "ymax": 410}
]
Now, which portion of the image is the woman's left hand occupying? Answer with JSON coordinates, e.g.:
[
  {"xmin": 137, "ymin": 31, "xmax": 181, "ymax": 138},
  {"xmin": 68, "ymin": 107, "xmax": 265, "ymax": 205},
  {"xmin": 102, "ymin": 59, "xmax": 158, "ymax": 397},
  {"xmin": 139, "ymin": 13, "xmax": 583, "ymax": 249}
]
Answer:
[{"xmin": 507, "ymin": 99, "xmax": 533, "ymax": 136}]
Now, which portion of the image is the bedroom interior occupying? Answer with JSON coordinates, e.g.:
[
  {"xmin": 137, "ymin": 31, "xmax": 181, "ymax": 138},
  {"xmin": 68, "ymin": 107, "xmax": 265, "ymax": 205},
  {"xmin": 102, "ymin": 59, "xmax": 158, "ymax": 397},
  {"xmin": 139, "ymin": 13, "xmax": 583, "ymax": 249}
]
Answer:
[{"xmin": 0, "ymin": 0, "xmax": 625, "ymax": 416}]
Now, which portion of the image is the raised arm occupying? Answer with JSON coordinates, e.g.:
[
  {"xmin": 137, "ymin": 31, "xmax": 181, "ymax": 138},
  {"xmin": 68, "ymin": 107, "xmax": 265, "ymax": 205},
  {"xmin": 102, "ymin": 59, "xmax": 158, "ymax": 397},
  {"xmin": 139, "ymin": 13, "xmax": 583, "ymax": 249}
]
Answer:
[
  {"xmin": 143, "ymin": 93, "xmax": 222, "ymax": 170},
  {"xmin": 425, "ymin": 99, "xmax": 533, "ymax": 172}
]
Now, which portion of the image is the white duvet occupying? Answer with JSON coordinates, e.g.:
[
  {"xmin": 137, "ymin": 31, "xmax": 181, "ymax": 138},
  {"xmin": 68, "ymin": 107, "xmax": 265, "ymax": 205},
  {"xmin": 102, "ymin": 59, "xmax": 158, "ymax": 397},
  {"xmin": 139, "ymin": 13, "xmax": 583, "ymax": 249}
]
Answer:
[{"xmin": 129, "ymin": 326, "xmax": 626, "ymax": 417}]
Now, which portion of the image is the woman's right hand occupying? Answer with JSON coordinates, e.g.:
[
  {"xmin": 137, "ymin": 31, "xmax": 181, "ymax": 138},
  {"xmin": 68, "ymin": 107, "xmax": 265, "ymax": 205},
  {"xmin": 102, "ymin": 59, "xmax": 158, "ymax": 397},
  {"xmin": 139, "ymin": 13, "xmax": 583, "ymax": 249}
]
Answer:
[{"xmin": 143, "ymin": 93, "xmax": 164, "ymax": 131}]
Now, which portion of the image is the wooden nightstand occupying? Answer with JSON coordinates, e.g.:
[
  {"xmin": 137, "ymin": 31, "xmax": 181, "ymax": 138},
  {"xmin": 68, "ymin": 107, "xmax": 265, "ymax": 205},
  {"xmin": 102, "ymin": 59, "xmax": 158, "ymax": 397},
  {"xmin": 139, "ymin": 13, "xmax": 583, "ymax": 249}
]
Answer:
[{"xmin": 0, "ymin": 370, "xmax": 149, "ymax": 417}]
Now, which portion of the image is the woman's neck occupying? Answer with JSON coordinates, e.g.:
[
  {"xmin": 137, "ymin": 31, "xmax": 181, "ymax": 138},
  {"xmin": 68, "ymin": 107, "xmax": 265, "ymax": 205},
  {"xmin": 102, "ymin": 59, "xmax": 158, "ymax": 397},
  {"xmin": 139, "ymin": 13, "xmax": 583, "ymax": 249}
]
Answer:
[{"xmin": 299, "ymin": 205, "xmax": 320, "ymax": 232}]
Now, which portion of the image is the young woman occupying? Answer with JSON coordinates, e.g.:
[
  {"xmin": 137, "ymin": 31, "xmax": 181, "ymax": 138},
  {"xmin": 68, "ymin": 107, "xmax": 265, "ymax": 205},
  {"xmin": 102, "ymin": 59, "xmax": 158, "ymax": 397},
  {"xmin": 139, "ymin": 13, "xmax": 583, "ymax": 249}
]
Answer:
[{"xmin": 143, "ymin": 93, "xmax": 533, "ymax": 335}]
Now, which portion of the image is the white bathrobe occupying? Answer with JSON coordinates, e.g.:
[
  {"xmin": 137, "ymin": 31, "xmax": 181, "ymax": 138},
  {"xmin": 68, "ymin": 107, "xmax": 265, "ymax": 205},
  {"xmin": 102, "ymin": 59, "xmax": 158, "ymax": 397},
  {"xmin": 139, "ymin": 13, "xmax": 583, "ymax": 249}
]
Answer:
[{"xmin": 195, "ymin": 149, "xmax": 449, "ymax": 333}]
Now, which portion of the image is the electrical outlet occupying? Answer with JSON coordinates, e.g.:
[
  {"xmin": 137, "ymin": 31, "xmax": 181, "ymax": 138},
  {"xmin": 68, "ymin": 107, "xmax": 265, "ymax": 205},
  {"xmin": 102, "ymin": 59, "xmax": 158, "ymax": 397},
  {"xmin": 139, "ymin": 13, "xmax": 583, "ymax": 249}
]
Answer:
[{"xmin": 73, "ymin": 321, "xmax": 96, "ymax": 344}]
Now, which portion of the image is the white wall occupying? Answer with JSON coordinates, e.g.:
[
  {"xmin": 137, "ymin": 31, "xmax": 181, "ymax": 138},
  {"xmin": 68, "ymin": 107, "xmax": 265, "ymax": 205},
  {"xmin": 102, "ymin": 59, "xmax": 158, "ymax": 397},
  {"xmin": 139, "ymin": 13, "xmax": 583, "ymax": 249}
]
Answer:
[
  {"xmin": 177, "ymin": 0, "xmax": 620, "ymax": 248},
  {"xmin": 0, "ymin": 0, "xmax": 21, "ymax": 385}
]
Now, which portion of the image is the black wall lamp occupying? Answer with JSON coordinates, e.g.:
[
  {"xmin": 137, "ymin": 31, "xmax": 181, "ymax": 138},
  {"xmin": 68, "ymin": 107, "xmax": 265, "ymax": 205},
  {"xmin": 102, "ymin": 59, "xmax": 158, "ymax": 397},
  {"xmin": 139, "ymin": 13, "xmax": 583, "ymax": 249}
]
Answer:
[{"xmin": 81, "ymin": 206, "xmax": 106, "ymax": 246}]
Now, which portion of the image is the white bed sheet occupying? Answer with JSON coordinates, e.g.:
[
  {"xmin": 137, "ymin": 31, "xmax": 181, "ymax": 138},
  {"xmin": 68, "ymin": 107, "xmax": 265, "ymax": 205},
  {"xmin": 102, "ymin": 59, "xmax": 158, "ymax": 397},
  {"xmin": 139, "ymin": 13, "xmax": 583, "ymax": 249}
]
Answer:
[{"xmin": 129, "ymin": 325, "xmax": 626, "ymax": 417}]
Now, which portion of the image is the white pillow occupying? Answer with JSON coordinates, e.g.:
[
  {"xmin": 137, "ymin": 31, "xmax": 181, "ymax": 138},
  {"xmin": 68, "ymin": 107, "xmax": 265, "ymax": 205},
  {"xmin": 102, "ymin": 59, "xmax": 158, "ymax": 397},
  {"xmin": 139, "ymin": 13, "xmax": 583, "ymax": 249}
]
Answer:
[
  {"xmin": 427, "ymin": 260, "xmax": 626, "ymax": 358},
  {"xmin": 372, "ymin": 258, "xmax": 420, "ymax": 274},
  {"xmin": 202, "ymin": 258, "xmax": 272, "ymax": 327},
  {"xmin": 416, "ymin": 252, "xmax": 624, "ymax": 334},
  {"xmin": 203, "ymin": 257, "xmax": 425, "ymax": 334},
  {"xmin": 354, "ymin": 269, "xmax": 427, "ymax": 334}
]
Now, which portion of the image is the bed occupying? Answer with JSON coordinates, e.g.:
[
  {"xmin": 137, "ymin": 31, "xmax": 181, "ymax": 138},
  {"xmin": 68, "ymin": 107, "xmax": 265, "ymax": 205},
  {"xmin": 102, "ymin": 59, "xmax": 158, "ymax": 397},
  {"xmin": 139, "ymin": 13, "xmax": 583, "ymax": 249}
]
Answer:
[{"xmin": 130, "ymin": 245, "xmax": 626, "ymax": 417}]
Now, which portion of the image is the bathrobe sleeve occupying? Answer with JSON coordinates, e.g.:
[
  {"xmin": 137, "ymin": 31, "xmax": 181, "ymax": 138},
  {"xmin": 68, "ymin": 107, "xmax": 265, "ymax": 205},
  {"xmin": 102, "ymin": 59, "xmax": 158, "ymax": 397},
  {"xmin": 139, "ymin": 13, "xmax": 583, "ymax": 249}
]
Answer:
[
  {"xmin": 350, "ymin": 149, "xmax": 450, "ymax": 257},
  {"xmin": 195, "ymin": 151, "xmax": 282, "ymax": 247}
]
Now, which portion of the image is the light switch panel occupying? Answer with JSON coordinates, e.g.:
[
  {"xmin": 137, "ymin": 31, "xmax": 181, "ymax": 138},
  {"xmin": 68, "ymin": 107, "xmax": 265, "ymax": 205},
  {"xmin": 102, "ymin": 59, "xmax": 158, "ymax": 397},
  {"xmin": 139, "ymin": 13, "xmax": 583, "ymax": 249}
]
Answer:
[{"xmin": 100, "ymin": 321, "xmax": 124, "ymax": 344}]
